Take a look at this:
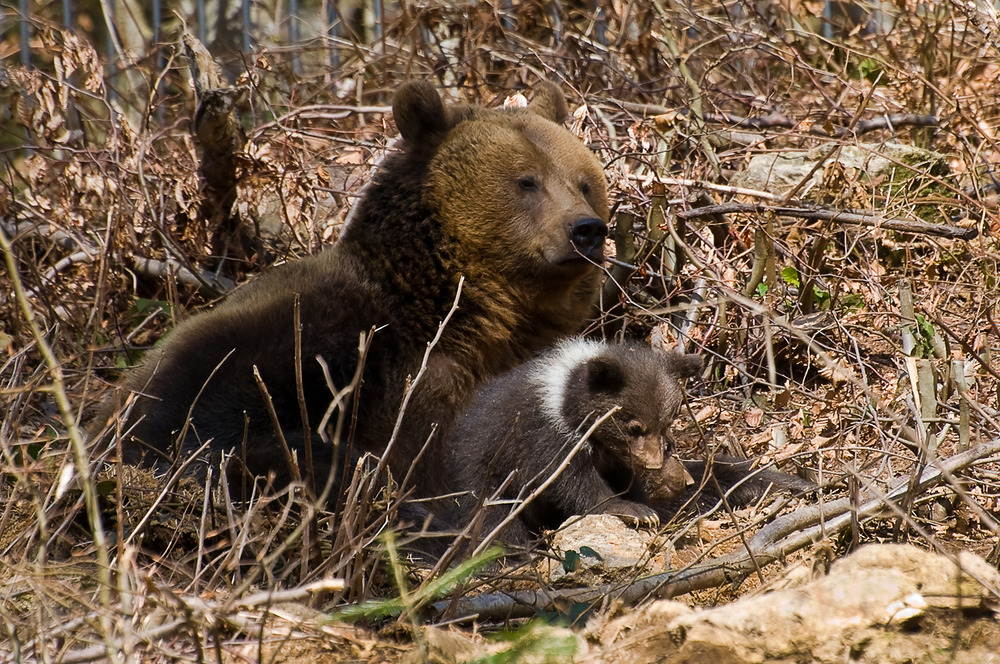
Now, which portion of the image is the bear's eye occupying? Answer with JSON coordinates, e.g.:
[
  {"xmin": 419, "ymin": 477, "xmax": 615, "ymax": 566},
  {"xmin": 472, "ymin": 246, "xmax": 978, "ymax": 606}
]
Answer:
[
  {"xmin": 627, "ymin": 422, "xmax": 645, "ymax": 438},
  {"xmin": 580, "ymin": 181, "xmax": 591, "ymax": 196},
  {"xmin": 517, "ymin": 176, "xmax": 539, "ymax": 192}
]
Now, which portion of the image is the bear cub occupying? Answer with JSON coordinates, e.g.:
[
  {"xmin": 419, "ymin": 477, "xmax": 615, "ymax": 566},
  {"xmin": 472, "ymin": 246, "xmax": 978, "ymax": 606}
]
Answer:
[{"xmin": 443, "ymin": 338, "xmax": 703, "ymax": 548}]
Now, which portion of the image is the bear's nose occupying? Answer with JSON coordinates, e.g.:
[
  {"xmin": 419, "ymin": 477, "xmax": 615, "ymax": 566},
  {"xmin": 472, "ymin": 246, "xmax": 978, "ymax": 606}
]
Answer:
[{"xmin": 569, "ymin": 217, "xmax": 608, "ymax": 256}]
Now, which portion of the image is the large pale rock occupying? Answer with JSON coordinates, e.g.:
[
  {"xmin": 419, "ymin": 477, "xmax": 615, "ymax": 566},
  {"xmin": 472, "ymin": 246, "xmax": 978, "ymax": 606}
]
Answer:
[
  {"xmin": 587, "ymin": 543, "xmax": 1000, "ymax": 664},
  {"xmin": 541, "ymin": 514, "xmax": 670, "ymax": 585},
  {"xmin": 730, "ymin": 143, "xmax": 950, "ymax": 220}
]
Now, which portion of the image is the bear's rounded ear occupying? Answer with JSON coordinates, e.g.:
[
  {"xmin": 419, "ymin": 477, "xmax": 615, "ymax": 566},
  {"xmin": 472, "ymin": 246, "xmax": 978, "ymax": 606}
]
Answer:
[
  {"xmin": 393, "ymin": 81, "xmax": 448, "ymax": 143},
  {"xmin": 666, "ymin": 352, "xmax": 703, "ymax": 379},
  {"xmin": 585, "ymin": 356, "xmax": 626, "ymax": 394},
  {"xmin": 529, "ymin": 80, "xmax": 569, "ymax": 124}
]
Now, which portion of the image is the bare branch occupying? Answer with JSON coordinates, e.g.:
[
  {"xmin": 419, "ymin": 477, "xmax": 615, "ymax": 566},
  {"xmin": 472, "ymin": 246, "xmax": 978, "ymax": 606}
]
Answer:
[
  {"xmin": 432, "ymin": 438, "xmax": 1000, "ymax": 621},
  {"xmin": 676, "ymin": 203, "xmax": 977, "ymax": 240}
]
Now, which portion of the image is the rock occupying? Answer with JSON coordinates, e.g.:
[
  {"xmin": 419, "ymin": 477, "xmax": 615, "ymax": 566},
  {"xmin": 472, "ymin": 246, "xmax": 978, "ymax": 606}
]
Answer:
[
  {"xmin": 541, "ymin": 514, "xmax": 669, "ymax": 586},
  {"xmin": 729, "ymin": 143, "xmax": 952, "ymax": 221},
  {"xmin": 589, "ymin": 543, "xmax": 1000, "ymax": 664}
]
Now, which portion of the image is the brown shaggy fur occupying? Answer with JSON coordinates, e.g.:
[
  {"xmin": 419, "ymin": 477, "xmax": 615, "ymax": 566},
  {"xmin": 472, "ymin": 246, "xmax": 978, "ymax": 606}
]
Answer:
[{"xmin": 106, "ymin": 81, "xmax": 609, "ymax": 500}]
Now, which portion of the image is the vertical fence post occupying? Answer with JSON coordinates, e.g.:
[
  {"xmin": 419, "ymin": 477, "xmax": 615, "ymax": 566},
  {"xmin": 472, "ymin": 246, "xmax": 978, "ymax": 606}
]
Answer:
[
  {"xmin": 498, "ymin": 0, "xmax": 514, "ymax": 31},
  {"xmin": 594, "ymin": 0, "xmax": 607, "ymax": 46},
  {"xmin": 242, "ymin": 0, "xmax": 252, "ymax": 53},
  {"xmin": 373, "ymin": 0, "xmax": 383, "ymax": 41},
  {"xmin": 290, "ymin": 0, "xmax": 301, "ymax": 75},
  {"xmin": 327, "ymin": 0, "xmax": 341, "ymax": 69},
  {"xmin": 105, "ymin": 1, "xmax": 116, "ymax": 105},
  {"xmin": 17, "ymin": 0, "xmax": 32, "ymax": 154},
  {"xmin": 153, "ymin": 0, "xmax": 164, "ymax": 123},
  {"xmin": 19, "ymin": 0, "xmax": 30, "ymax": 67},
  {"xmin": 197, "ymin": 0, "xmax": 207, "ymax": 45}
]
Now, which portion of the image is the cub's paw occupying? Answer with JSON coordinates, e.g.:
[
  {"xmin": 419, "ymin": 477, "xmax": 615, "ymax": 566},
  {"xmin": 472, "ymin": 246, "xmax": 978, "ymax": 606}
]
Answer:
[{"xmin": 604, "ymin": 500, "xmax": 660, "ymax": 530}]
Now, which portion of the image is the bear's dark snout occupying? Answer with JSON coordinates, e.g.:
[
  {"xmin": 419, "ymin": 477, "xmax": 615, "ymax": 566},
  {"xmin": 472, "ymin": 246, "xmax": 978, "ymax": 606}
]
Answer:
[{"xmin": 569, "ymin": 217, "xmax": 608, "ymax": 257}]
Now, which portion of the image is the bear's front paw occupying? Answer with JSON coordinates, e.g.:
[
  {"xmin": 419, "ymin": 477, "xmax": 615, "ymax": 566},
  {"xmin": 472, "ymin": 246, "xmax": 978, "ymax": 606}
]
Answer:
[{"xmin": 604, "ymin": 499, "xmax": 660, "ymax": 530}]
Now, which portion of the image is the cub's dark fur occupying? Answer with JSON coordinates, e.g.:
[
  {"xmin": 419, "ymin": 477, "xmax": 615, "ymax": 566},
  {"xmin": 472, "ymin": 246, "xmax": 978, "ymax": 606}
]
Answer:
[
  {"xmin": 442, "ymin": 339, "xmax": 814, "ymax": 549},
  {"xmin": 105, "ymin": 81, "xmax": 609, "ymax": 498},
  {"xmin": 442, "ymin": 339, "xmax": 703, "ymax": 547}
]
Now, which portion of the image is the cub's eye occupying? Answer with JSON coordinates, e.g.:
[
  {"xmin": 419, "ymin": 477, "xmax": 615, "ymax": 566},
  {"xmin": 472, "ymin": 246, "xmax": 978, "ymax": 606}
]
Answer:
[
  {"xmin": 627, "ymin": 422, "xmax": 645, "ymax": 438},
  {"xmin": 517, "ymin": 176, "xmax": 539, "ymax": 191},
  {"xmin": 580, "ymin": 181, "xmax": 591, "ymax": 196}
]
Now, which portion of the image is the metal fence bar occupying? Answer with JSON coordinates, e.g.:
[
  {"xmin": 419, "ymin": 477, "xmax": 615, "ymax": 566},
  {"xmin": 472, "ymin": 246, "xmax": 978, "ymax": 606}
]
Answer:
[
  {"xmin": 290, "ymin": 0, "xmax": 301, "ymax": 74},
  {"xmin": 19, "ymin": 0, "xmax": 30, "ymax": 66},
  {"xmin": 594, "ymin": 1, "xmax": 607, "ymax": 46},
  {"xmin": 242, "ymin": 0, "xmax": 251, "ymax": 52},
  {"xmin": 373, "ymin": 0, "xmax": 383, "ymax": 40},
  {"xmin": 153, "ymin": 0, "xmax": 164, "ymax": 122},
  {"xmin": 197, "ymin": 0, "xmax": 207, "ymax": 44},
  {"xmin": 152, "ymin": 0, "xmax": 161, "ymax": 48},
  {"xmin": 328, "ymin": 0, "xmax": 342, "ymax": 68},
  {"xmin": 104, "ymin": 1, "xmax": 116, "ymax": 104}
]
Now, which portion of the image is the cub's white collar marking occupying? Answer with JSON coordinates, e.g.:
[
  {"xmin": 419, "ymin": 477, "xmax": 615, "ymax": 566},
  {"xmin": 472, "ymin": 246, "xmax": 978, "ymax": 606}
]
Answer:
[{"xmin": 529, "ymin": 338, "xmax": 605, "ymax": 435}]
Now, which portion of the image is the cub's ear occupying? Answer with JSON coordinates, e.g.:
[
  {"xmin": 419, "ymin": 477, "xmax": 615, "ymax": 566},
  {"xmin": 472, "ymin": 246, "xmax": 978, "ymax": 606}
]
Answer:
[
  {"xmin": 665, "ymin": 352, "xmax": 703, "ymax": 379},
  {"xmin": 393, "ymin": 81, "xmax": 448, "ymax": 143},
  {"xmin": 585, "ymin": 356, "xmax": 626, "ymax": 394},
  {"xmin": 529, "ymin": 80, "xmax": 569, "ymax": 124}
]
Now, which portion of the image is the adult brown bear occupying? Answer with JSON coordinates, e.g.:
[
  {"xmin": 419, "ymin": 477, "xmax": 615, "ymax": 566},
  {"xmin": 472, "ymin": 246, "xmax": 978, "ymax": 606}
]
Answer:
[{"xmin": 109, "ymin": 81, "xmax": 609, "ymax": 499}]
